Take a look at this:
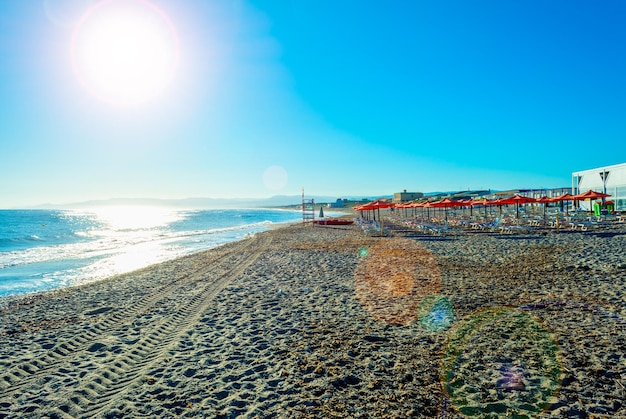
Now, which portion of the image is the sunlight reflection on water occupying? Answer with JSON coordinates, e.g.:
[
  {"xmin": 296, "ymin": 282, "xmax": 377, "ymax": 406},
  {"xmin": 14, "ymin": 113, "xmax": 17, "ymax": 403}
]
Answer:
[{"xmin": 91, "ymin": 206, "xmax": 183, "ymax": 231}]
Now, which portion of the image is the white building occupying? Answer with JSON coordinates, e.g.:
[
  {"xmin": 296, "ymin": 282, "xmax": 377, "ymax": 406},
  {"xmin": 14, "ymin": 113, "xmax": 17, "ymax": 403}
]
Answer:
[{"xmin": 572, "ymin": 162, "xmax": 626, "ymax": 211}]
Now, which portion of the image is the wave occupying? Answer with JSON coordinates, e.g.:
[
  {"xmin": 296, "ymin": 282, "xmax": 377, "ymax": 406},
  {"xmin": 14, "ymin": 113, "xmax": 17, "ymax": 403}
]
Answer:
[
  {"xmin": 0, "ymin": 209, "xmax": 302, "ymax": 297},
  {"xmin": 0, "ymin": 235, "xmax": 47, "ymax": 251},
  {"xmin": 0, "ymin": 219, "xmax": 275, "ymax": 270}
]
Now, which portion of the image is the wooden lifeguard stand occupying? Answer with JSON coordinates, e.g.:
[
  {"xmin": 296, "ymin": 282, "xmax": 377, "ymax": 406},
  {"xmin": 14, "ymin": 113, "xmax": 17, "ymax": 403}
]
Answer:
[{"xmin": 302, "ymin": 188, "xmax": 315, "ymax": 224}]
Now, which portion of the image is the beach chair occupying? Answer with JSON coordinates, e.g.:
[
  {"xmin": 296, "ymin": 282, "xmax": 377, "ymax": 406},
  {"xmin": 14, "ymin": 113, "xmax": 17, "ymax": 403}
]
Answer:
[
  {"xmin": 467, "ymin": 218, "xmax": 501, "ymax": 233},
  {"xmin": 503, "ymin": 224, "xmax": 534, "ymax": 234},
  {"xmin": 569, "ymin": 221, "xmax": 590, "ymax": 231},
  {"xmin": 483, "ymin": 217, "xmax": 502, "ymax": 232},
  {"xmin": 356, "ymin": 218, "xmax": 378, "ymax": 234}
]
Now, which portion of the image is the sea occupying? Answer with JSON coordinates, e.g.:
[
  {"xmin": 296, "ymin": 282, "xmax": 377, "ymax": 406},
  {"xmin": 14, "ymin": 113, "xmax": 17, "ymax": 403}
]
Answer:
[{"xmin": 0, "ymin": 207, "xmax": 305, "ymax": 299}]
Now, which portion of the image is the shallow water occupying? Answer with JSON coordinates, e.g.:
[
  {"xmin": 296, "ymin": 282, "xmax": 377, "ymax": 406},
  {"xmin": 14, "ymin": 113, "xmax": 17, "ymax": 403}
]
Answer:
[{"xmin": 0, "ymin": 207, "xmax": 303, "ymax": 297}]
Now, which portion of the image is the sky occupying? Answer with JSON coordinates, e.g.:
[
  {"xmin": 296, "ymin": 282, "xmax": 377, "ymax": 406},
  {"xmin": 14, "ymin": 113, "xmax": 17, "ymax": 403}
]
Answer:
[{"xmin": 1, "ymin": 0, "xmax": 625, "ymax": 207}]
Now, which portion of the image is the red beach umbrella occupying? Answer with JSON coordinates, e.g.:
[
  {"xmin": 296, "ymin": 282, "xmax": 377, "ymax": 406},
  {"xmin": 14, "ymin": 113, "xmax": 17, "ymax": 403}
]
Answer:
[
  {"xmin": 410, "ymin": 201, "xmax": 427, "ymax": 218},
  {"xmin": 422, "ymin": 201, "xmax": 434, "ymax": 218},
  {"xmin": 536, "ymin": 195, "xmax": 551, "ymax": 219},
  {"xmin": 429, "ymin": 198, "xmax": 461, "ymax": 226},
  {"xmin": 499, "ymin": 194, "xmax": 537, "ymax": 205},
  {"xmin": 358, "ymin": 199, "xmax": 394, "ymax": 225},
  {"xmin": 549, "ymin": 193, "xmax": 576, "ymax": 215},
  {"xmin": 573, "ymin": 190, "xmax": 612, "ymax": 214},
  {"xmin": 550, "ymin": 193, "xmax": 576, "ymax": 202},
  {"xmin": 468, "ymin": 198, "xmax": 486, "ymax": 217},
  {"xmin": 394, "ymin": 202, "xmax": 408, "ymax": 217},
  {"xmin": 396, "ymin": 201, "xmax": 415, "ymax": 216},
  {"xmin": 499, "ymin": 194, "xmax": 537, "ymax": 218},
  {"xmin": 407, "ymin": 201, "xmax": 424, "ymax": 217},
  {"xmin": 374, "ymin": 199, "xmax": 395, "ymax": 208},
  {"xmin": 470, "ymin": 198, "xmax": 487, "ymax": 206},
  {"xmin": 573, "ymin": 190, "xmax": 611, "ymax": 200},
  {"xmin": 457, "ymin": 199, "xmax": 472, "ymax": 216},
  {"xmin": 429, "ymin": 198, "xmax": 456, "ymax": 207},
  {"xmin": 485, "ymin": 198, "xmax": 507, "ymax": 216}
]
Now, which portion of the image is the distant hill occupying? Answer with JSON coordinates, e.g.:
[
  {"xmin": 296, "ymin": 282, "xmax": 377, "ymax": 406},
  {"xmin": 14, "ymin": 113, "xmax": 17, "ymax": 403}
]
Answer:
[{"xmin": 32, "ymin": 195, "xmax": 357, "ymax": 209}]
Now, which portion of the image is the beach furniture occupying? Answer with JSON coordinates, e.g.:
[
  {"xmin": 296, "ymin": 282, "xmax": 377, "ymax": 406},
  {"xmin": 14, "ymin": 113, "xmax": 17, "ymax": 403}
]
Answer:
[{"xmin": 470, "ymin": 217, "xmax": 502, "ymax": 231}]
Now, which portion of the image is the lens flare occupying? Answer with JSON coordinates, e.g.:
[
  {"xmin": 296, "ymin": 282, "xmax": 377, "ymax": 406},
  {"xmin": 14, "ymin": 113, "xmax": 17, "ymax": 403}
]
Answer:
[
  {"xmin": 354, "ymin": 238, "xmax": 441, "ymax": 325},
  {"xmin": 441, "ymin": 307, "xmax": 561, "ymax": 418},
  {"xmin": 263, "ymin": 165, "xmax": 288, "ymax": 190},
  {"xmin": 417, "ymin": 295, "xmax": 454, "ymax": 331},
  {"xmin": 44, "ymin": 0, "xmax": 93, "ymax": 28}
]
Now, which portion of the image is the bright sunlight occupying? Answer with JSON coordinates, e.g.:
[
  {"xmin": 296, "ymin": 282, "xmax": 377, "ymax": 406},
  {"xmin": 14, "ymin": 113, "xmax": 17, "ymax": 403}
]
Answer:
[
  {"xmin": 91, "ymin": 206, "xmax": 181, "ymax": 230},
  {"xmin": 71, "ymin": 0, "xmax": 179, "ymax": 106}
]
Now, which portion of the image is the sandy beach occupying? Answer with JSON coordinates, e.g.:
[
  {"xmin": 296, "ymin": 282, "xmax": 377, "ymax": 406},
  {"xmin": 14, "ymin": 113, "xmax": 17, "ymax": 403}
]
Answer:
[{"xmin": 1, "ymin": 221, "xmax": 626, "ymax": 418}]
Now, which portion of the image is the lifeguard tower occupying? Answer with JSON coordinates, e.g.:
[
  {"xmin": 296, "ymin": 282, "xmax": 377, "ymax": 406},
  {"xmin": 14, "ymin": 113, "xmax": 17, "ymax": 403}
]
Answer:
[{"xmin": 302, "ymin": 189, "xmax": 315, "ymax": 224}]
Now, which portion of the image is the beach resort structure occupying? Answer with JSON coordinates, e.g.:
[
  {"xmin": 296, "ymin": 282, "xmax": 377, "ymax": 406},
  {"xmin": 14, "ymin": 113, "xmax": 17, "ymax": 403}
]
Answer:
[
  {"xmin": 491, "ymin": 188, "xmax": 570, "ymax": 200},
  {"xmin": 392, "ymin": 190, "xmax": 424, "ymax": 203},
  {"xmin": 573, "ymin": 162, "xmax": 626, "ymax": 210}
]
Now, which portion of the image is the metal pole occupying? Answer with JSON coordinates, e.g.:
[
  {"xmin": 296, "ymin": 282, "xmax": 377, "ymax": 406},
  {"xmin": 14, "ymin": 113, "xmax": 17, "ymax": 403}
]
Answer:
[{"xmin": 602, "ymin": 170, "xmax": 608, "ymax": 204}]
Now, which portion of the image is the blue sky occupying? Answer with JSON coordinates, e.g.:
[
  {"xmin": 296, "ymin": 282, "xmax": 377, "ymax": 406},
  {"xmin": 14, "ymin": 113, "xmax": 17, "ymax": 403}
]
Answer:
[{"xmin": 1, "ymin": 0, "xmax": 625, "ymax": 207}]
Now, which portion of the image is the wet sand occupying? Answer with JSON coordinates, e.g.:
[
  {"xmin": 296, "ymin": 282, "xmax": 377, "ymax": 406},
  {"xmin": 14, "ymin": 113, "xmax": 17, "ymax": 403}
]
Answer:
[{"xmin": 1, "ymin": 222, "xmax": 625, "ymax": 418}]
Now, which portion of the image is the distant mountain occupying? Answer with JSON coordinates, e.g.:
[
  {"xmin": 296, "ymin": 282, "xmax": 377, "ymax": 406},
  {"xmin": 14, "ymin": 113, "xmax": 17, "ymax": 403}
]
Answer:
[
  {"xmin": 33, "ymin": 195, "xmax": 342, "ymax": 209},
  {"xmin": 27, "ymin": 193, "xmax": 402, "ymax": 210}
]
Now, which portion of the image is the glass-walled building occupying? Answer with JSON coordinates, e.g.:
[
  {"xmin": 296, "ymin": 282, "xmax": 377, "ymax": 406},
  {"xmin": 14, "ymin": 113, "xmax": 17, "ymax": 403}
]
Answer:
[{"xmin": 572, "ymin": 162, "xmax": 626, "ymax": 211}]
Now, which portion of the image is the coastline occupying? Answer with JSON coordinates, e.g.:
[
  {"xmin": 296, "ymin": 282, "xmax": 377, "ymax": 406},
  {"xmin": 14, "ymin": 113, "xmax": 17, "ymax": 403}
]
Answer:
[
  {"xmin": 0, "ymin": 208, "xmax": 306, "ymax": 300},
  {"xmin": 1, "ymin": 222, "xmax": 625, "ymax": 417}
]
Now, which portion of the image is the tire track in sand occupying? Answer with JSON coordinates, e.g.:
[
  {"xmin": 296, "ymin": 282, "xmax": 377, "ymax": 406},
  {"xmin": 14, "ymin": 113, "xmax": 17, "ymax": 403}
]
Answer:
[
  {"xmin": 0, "ymin": 234, "xmax": 271, "ymax": 418},
  {"xmin": 0, "ymin": 236, "xmax": 258, "ymax": 395}
]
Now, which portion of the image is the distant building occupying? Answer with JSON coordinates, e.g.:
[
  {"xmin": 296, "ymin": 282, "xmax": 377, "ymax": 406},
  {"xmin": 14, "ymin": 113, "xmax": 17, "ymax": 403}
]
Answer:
[
  {"xmin": 492, "ymin": 188, "xmax": 570, "ymax": 199},
  {"xmin": 449, "ymin": 190, "xmax": 491, "ymax": 200},
  {"xmin": 537, "ymin": 188, "xmax": 571, "ymax": 199},
  {"xmin": 573, "ymin": 162, "xmax": 626, "ymax": 210},
  {"xmin": 328, "ymin": 199, "xmax": 346, "ymax": 208},
  {"xmin": 393, "ymin": 190, "xmax": 424, "ymax": 203}
]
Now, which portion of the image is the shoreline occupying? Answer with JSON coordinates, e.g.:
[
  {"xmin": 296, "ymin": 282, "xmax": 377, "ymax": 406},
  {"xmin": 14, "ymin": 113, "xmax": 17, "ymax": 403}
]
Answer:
[
  {"xmin": 0, "ymin": 208, "xmax": 308, "ymax": 307},
  {"xmin": 1, "ymin": 222, "xmax": 625, "ymax": 417}
]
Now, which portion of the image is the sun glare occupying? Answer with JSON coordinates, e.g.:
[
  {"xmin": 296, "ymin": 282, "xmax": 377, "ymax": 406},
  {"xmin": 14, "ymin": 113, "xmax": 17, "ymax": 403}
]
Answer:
[
  {"xmin": 71, "ymin": 0, "xmax": 179, "ymax": 106},
  {"xmin": 92, "ymin": 206, "xmax": 180, "ymax": 230}
]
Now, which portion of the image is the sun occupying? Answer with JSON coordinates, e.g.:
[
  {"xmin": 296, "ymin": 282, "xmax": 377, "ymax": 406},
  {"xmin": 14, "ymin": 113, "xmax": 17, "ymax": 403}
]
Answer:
[{"xmin": 71, "ymin": 0, "xmax": 179, "ymax": 106}]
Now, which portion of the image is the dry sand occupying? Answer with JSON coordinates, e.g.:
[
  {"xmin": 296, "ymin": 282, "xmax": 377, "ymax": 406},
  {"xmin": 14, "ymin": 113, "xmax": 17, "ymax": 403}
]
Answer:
[{"xmin": 1, "ymin": 222, "xmax": 626, "ymax": 418}]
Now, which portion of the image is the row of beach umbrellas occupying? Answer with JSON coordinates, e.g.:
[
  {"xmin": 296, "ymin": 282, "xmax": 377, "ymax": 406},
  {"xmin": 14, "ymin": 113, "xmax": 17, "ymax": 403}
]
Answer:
[{"xmin": 354, "ymin": 190, "xmax": 612, "ymax": 222}]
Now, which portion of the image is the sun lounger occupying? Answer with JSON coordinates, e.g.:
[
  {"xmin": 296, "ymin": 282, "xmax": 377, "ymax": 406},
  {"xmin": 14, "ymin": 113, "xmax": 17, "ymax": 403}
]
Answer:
[
  {"xmin": 469, "ymin": 217, "xmax": 502, "ymax": 231},
  {"xmin": 571, "ymin": 222, "xmax": 591, "ymax": 231}
]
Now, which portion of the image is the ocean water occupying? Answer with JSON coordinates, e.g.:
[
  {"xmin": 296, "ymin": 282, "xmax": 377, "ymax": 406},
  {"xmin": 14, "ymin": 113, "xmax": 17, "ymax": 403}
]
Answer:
[{"xmin": 0, "ymin": 207, "xmax": 303, "ymax": 298}]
